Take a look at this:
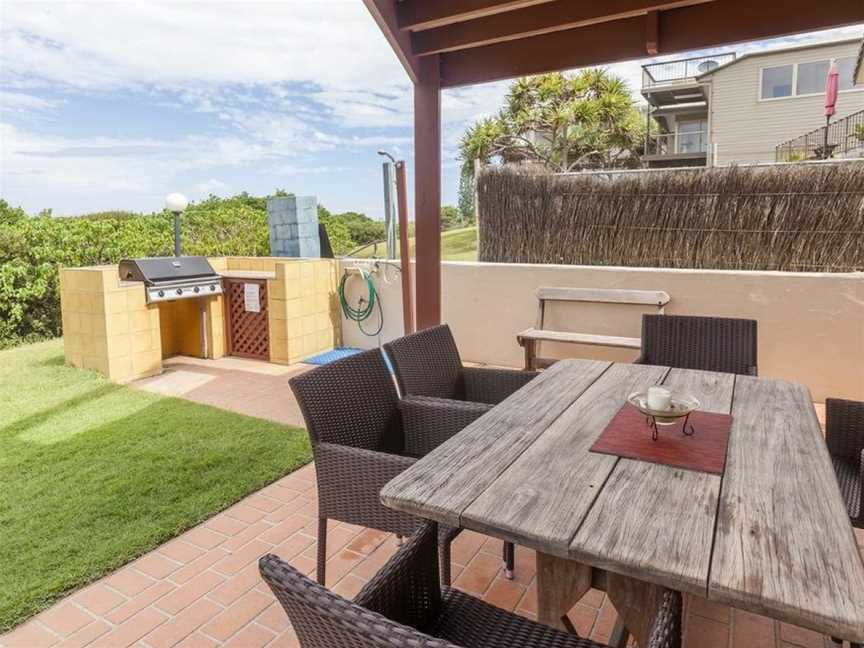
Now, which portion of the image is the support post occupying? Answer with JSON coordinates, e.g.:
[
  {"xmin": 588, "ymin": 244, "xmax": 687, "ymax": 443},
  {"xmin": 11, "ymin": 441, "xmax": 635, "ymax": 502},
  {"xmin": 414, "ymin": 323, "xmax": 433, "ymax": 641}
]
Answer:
[
  {"xmin": 414, "ymin": 55, "xmax": 442, "ymax": 330},
  {"xmin": 395, "ymin": 161, "xmax": 414, "ymax": 335}
]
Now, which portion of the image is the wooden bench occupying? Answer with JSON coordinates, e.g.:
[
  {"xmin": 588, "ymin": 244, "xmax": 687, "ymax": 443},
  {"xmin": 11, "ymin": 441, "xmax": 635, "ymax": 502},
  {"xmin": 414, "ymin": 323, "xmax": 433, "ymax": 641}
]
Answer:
[{"xmin": 517, "ymin": 287, "xmax": 671, "ymax": 370}]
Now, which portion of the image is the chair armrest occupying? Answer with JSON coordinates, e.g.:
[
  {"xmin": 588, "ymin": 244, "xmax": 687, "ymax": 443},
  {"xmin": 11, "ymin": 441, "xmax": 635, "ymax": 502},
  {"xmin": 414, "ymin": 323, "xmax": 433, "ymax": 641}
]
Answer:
[
  {"xmin": 355, "ymin": 520, "xmax": 454, "ymax": 639},
  {"xmin": 313, "ymin": 442, "xmax": 419, "ymax": 536},
  {"xmin": 399, "ymin": 396, "xmax": 491, "ymax": 457},
  {"xmin": 461, "ymin": 366, "xmax": 539, "ymax": 405}
]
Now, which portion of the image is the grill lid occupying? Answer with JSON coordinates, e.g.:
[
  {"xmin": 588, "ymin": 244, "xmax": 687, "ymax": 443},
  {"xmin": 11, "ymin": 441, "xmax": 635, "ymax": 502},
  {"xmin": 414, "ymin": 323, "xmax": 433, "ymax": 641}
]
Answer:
[{"xmin": 119, "ymin": 256, "xmax": 218, "ymax": 284}]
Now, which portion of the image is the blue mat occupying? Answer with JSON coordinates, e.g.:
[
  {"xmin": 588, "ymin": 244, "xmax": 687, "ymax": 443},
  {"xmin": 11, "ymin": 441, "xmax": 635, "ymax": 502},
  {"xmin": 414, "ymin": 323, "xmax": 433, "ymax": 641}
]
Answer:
[{"xmin": 303, "ymin": 347, "xmax": 394, "ymax": 374}]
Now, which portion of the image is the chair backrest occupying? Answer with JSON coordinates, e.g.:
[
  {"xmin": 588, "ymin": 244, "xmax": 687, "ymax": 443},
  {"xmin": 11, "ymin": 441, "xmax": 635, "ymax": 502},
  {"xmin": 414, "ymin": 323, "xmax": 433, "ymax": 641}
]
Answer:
[
  {"xmin": 289, "ymin": 348, "xmax": 402, "ymax": 452},
  {"xmin": 640, "ymin": 314, "xmax": 758, "ymax": 375},
  {"xmin": 260, "ymin": 521, "xmax": 453, "ymax": 648},
  {"xmin": 825, "ymin": 398, "xmax": 864, "ymax": 462},
  {"xmin": 384, "ymin": 324, "xmax": 464, "ymax": 400}
]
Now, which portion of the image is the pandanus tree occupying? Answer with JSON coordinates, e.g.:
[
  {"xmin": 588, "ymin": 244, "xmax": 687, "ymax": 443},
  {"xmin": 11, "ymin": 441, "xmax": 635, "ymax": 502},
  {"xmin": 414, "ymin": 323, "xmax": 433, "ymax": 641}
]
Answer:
[{"xmin": 459, "ymin": 69, "xmax": 646, "ymax": 180}]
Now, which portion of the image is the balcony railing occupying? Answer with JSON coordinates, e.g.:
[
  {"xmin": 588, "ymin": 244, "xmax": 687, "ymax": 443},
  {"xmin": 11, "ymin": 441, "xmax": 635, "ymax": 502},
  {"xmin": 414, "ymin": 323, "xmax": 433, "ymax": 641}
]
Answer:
[
  {"xmin": 775, "ymin": 109, "xmax": 864, "ymax": 162},
  {"xmin": 642, "ymin": 53, "xmax": 735, "ymax": 88},
  {"xmin": 644, "ymin": 131, "xmax": 708, "ymax": 157}
]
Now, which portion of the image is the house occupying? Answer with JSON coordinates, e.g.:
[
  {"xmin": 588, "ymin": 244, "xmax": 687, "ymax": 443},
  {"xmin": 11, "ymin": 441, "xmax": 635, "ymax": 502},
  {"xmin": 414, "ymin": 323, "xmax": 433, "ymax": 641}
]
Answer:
[{"xmin": 642, "ymin": 38, "xmax": 864, "ymax": 167}]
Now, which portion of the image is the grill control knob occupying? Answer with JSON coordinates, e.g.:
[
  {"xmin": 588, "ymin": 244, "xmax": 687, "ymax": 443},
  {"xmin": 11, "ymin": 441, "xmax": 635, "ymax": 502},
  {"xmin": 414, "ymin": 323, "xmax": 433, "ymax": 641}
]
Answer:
[
  {"xmin": 209, "ymin": 284, "xmax": 216, "ymax": 291},
  {"xmin": 176, "ymin": 288, "xmax": 183, "ymax": 296},
  {"xmin": 194, "ymin": 286, "xmax": 200, "ymax": 293},
  {"xmin": 158, "ymin": 290, "xmax": 165, "ymax": 298}
]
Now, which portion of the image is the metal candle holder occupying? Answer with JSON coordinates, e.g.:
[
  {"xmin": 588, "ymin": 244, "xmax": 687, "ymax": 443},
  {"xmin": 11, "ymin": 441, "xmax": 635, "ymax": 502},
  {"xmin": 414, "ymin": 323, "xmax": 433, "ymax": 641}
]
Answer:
[{"xmin": 645, "ymin": 412, "xmax": 696, "ymax": 441}]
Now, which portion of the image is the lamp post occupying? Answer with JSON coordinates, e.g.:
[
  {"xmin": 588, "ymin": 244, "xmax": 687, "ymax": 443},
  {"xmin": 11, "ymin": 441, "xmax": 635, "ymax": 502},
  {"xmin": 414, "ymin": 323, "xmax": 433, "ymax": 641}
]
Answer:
[{"xmin": 165, "ymin": 192, "xmax": 189, "ymax": 257}]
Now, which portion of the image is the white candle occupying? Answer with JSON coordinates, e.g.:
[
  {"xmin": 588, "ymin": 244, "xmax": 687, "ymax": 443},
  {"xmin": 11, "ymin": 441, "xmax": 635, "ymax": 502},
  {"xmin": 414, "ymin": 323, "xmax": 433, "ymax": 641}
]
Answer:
[{"xmin": 647, "ymin": 386, "xmax": 672, "ymax": 412}]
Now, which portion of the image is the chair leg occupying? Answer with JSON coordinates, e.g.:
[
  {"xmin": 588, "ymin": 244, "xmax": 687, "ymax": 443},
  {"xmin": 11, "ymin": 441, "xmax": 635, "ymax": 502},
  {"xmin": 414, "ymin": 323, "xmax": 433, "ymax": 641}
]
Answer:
[
  {"xmin": 609, "ymin": 619, "xmax": 630, "ymax": 648},
  {"xmin": 503, "ymin": 541, "xmax": 515, "ymax": 580},
  {"xmin": 439, "ymin": 539, "xmax": 452, "ymax": 587},
  {"xmin": 316, "ymin": 517, "xmax": 327, "ymax": 585}
]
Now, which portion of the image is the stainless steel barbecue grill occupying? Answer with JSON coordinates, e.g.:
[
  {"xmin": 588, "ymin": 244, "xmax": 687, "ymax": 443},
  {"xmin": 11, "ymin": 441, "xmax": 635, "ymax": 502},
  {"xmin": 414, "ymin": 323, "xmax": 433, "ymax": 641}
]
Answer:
[{"xmin": 118, "ymin": 256, "xmax": 223, "ymax": 304}]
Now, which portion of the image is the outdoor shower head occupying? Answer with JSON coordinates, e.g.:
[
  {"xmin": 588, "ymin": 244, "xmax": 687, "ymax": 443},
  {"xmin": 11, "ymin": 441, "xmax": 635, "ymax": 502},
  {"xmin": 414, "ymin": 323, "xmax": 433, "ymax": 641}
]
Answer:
[{"xmin": 377, "ymin": 150, "xmax": 397, "ymax": 164}]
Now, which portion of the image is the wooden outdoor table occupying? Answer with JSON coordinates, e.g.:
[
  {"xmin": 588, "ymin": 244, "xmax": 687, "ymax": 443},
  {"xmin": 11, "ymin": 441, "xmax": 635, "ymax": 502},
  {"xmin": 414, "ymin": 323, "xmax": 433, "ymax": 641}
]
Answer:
[{"xmin": 380, "ymin": 359, "xmax": 864, "ymax": 646}]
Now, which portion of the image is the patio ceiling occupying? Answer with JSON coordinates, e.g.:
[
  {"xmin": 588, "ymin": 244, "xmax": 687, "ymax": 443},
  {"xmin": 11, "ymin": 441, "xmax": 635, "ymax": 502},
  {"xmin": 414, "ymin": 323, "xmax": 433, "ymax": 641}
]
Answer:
[{"xmin": 362, "ymin": 0, "xmax": 864, "ymax": 328}]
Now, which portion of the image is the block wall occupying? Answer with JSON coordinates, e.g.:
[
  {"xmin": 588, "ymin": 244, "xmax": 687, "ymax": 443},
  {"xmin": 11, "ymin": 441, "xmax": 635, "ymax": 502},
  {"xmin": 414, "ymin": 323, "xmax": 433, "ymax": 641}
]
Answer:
[
  {"xmin": 60, "ymin": 267, "xmax": 162, "ymax": 382},
  {"xmin": 268, "ymin": 259, "xmax": 340, "ymax": 364},
  {"xmin": 267, "ymin": 196, "xmax": 321, "ymax": 258}
]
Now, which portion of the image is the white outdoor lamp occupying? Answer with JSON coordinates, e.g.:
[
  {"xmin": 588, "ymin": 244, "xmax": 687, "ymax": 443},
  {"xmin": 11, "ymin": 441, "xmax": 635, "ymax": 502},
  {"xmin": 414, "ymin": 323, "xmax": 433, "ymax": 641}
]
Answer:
[{"xmin": 165, "ymin": 192, "xmax": 189, "ymax": 257}]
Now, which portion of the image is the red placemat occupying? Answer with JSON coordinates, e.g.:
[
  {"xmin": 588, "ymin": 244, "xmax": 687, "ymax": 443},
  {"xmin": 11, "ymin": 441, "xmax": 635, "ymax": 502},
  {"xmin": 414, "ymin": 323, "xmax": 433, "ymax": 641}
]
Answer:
[{"xmin": 590, "ymin": 404, "xmax": 733, "ymax": 475}]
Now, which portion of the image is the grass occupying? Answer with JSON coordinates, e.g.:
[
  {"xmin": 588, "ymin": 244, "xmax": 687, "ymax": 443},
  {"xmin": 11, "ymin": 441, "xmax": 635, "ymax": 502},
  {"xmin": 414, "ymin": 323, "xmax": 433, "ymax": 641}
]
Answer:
[
  {"xmin": 0, "ymin": 339, "xmax": 312, "ymax": 631},
  {"xmin": 355, "ymin": 226, "xmax": 478, "ymax": 261}
]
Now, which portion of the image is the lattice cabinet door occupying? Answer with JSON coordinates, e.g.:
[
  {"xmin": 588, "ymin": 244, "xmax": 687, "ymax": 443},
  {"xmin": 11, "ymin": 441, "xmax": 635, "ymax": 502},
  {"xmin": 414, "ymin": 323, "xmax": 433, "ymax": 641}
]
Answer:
[{"xmin": 224, "ymin": 279, "xmax": 270, "ymax": 360}]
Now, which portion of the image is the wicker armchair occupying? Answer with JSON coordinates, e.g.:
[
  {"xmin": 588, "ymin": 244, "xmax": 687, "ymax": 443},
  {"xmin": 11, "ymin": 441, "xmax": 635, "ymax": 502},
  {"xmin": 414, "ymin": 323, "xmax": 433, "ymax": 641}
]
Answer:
[
  {"xmin": 384, "ymin": 324, "xmax": 538, "ymax": 578},
  {"xmin": 826, "ymin": 398, "xmax": 864, "ymax": 529},
  {"xmin": 635, "ymin": 314, "xmax": 758, "ymax": 376},
  {"xmin": 260, "ymin": 520, "xmax": 683, "ymax": 648},
  {"xmin": 289, "ymin": 349, "xmax": 464, "ymax": 586}
]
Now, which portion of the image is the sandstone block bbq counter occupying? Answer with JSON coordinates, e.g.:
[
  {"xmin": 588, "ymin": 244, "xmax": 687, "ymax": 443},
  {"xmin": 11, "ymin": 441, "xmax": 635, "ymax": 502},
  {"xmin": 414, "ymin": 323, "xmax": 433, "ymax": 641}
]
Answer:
[{"xmin": 59, "ymin": 257, "xmax": 341, "ymax": 382}]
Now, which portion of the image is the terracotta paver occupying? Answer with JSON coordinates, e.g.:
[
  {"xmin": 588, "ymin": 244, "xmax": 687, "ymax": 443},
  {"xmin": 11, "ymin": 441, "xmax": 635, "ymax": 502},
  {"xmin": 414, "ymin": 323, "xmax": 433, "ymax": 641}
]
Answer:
[{"xmin": 0, "ymin": 357, "xmax": 841, "ymax": 647}]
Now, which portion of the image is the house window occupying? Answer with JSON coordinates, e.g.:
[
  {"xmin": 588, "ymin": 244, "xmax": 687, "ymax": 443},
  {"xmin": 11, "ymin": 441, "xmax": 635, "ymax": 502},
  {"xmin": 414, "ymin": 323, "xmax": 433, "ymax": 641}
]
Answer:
[
  {"xmin": 677, "ymin": 118, "xmax": 708, "ymax": 154},
  {"xmin": 838, "ymin": 56, "xmax": 857, "ymax": 91},
  {"xmin": 761, "ymin": 65, "xmax": 793, "ymax": 99},
  {"xmin": 796, "ymin": 60, "xmax": 830, "ymax": 95}
]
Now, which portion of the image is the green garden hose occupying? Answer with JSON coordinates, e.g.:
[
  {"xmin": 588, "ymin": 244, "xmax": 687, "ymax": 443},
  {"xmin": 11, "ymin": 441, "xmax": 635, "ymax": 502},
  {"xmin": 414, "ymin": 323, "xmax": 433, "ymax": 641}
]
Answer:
[{"xmin": 338, "ymin": 270, "xmax": 384, "ymax": 336}]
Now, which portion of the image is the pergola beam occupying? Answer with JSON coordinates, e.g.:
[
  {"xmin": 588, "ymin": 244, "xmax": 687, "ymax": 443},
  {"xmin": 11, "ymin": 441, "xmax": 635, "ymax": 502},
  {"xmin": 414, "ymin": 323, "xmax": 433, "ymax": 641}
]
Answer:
[
  {"xmin": 397, "ymin": 0, "xmax": 558, "ymax": 32},
  {"xmin": 439, "ymin": 0, "xmax": 864, "ymax": 87},
  {"xmin": 410, "ymin": 0, "xmax": 712, "ymax": 57},
  {"xmin": 362, "ymin": 0, "xmax": 420, "ymax": 83}
]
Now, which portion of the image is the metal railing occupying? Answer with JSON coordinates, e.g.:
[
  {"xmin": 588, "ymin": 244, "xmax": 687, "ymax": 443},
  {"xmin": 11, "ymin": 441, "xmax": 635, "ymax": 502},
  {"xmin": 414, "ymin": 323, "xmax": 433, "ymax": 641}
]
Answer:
[
  {"xmin": 642, "ymin": 53, "xmax": 735, "ymax": 88},
  {"xmin": 644, "ymin": 131, "xmax": 709, "ymax": 157},
  {"xmin": 775, "ymin": 109, "xmax": 864, "ymax": 162}
]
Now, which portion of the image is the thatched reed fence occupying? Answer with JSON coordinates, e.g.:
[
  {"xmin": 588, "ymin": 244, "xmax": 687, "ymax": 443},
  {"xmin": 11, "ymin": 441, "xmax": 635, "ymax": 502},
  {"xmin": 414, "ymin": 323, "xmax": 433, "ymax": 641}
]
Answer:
[{"xmin": 477, "ymin": 163, "xmax": 864, "ymax": 272}]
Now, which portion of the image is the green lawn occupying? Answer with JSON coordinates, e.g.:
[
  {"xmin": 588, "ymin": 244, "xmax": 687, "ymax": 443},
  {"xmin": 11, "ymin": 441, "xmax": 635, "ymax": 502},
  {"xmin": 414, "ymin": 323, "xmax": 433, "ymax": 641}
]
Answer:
[
  {"xmin": 0, "ymin": 340, "xmax": 311, "ymax": 631},
  {"xmin": 355, "ymin": 226, "xmax": 478, "ymax": 261}
]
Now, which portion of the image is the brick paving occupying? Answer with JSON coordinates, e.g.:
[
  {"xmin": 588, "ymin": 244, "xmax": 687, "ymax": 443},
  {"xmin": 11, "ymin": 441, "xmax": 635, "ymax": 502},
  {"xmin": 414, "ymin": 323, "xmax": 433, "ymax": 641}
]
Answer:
[{"xmin": 1, "ymin": 358, "xmax": 856, "ymax": 648}]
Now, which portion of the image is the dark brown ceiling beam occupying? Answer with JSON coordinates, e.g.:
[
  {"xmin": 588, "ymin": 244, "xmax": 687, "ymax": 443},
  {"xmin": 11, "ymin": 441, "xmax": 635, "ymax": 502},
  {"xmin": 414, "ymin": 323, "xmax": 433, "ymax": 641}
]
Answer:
[
  {"xmin": 439, "ymin": 0, "xmax": 864, "ymax": 88},
  {"xmin": 397, "ymin": 0, "xmax": 558, "ymax": 32},
  {"xmin": 362, "ymin": 0, "xmax": 420, "ymax": 83},
  {"xmin": 410, "ymin": 0, "xmax": 712, "ymax": 56}
]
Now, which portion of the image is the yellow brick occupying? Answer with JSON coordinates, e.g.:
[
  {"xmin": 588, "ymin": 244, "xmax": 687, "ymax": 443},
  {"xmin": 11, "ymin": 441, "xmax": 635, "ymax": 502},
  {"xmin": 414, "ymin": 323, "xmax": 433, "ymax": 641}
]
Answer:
[
  {"xmin": 301, "ymin": 315, "xmax": 316, "ymax": 335},
  {"xmin": 130, "ymin": 310, "xmax": 150, "ymax": 332},
  {"xmin": 269, "ymin": 317, "xmax": 287, "ymax": 342},
  {"xmin": 268, "ymin": 298, "xmax": 287, "ymax": 321},
  {"xmin": 83, "ymin": 355, "xmax": 110, "ymax": 375},
  {"xmin": 300, "ymin": 263, "xmax": 314, "ymax": 279},
  {"xmin": 300, "ymin": 298, "xmax": 317, "ymax": 316},
  {"xmin": 106, "ymin": 292, "xmax": 127, "ymax": 314},
  {"xmin": 133, "ymin": 350, "xmax": 161, "ymax": 375},
  {"xmin": 107, "ymin": 334, "xmax": 131, "ymax": 357},
  {"xmin": 105, "ymin": 313, "xmax": 130, "ymax": 337},
  {"xmin": 283, "ymin": 281, "xmax": 300, "ymax": 300},
  {"xmin": 65, "ymin": 351, "xmax": 84, "ymax": 368},
  {"xmin": 315, "ymin": 313, "xmax": 331, "ymax": 332},
  {"xmin": 314, "ymin": 294, "xmax": 329, "ymax": 313},
  {"xmin": 126, "ymin": 289, "xmax": 146, "ymax": 311},
  {"xmin": 317, "ymin": 330, "xmax": 334, "ymax": 349},
  {"xmin": 279, "ymin": 263, "xmax": 301, "ymax": 281},
  {"xmin": 286, "ymin": 299, "xmax": 304, "ymax": 319},
  {"xmin": 270, "ymin": 338, "xmax": 289, "ymax": 361},
  {"xmin": 300, "ymin": 278, "xmax": 315, "ymax": 297},
  {"xmin": 109, "ymin": 355, "xmax": 133, "ymax": 382},
  {"xmin": 132, "ymin": 331, "xmax": 152, "ymax": 353}
]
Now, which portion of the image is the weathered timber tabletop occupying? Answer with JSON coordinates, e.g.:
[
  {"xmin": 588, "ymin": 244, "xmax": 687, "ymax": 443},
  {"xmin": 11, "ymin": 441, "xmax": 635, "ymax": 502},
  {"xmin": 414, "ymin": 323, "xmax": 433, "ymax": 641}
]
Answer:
[{"xmin": 381, "ymin": 359, "xmax": 864, "ymax": 644}]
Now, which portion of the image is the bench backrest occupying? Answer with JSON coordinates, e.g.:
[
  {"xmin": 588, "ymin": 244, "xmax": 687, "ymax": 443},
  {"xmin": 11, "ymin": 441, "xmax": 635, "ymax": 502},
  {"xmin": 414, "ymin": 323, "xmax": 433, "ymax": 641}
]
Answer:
[{"xmin": 536, "ymin": 287, "xmax": 670, "ymax": 328}]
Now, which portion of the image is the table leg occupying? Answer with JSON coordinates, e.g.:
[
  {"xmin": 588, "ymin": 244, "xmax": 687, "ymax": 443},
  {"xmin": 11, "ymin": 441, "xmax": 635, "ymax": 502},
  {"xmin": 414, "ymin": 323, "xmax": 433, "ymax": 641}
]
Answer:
[
  {"xmin": 535, "ymin": 552, "xmax": 592, "ymax": 632},
  {"xmin": 605, "ymin": 572, "xmax": 665, "ymax": 648}
]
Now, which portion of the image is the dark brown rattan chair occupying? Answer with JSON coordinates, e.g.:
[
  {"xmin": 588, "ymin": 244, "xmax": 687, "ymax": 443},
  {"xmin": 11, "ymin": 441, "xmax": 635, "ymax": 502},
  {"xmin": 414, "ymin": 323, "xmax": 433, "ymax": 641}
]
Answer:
[
  {"xmin": 826, "ymin": 398, "xmax": 864, "ymax": 529},
  {"xmin": 261, "ymin": 520, "xmax": 683, "ymax": 648},
  {"xmin": 384, "ymin": 324, "xmax": 539, "ymax": 578},
  {"xmin": 635, "ymin": 314, "xmax": 758, "ymax": 376},
  {"xmin": 289, "ymin": 349, "xmax": 465, "ymax": 586}
]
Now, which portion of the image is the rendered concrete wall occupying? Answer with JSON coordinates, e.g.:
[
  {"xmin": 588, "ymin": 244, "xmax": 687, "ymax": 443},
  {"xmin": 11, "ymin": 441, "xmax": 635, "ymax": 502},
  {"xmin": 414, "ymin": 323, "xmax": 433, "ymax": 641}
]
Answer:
[
  {"xmin": 267, "ymin": 196, "xmax": 320, "ymax": 258},
  {"xmin": 339, "ymin": 260, "xmax": 864, "ymax": 402}
]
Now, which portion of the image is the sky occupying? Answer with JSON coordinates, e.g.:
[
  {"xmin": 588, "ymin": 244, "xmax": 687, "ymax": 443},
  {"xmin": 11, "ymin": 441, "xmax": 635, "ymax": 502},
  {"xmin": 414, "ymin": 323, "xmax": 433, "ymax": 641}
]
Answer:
[{"xmin": 1, "ymin": 2, "xmax": 862, "ymax": 219}]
